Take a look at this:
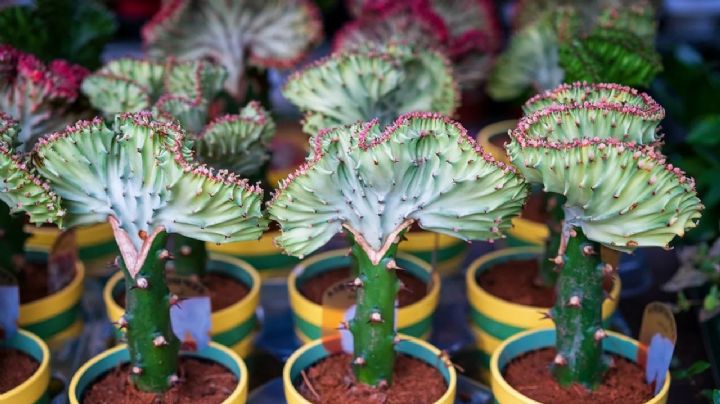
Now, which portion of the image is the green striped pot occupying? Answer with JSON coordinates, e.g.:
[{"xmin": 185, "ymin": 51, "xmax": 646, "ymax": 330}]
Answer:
[
  {"xmin": 19, "ymin": 250, "xmax": 85, "ymax": 349},
  {"xmin": 466, "ymin": 247, "xmax": 621, "ymax": 382},
  {"xmin": 288, "ymin": 249, "xmax": 441, "ymax": 343},
  {"xmin": 104, "ymin": 253, "xmax": 260, "ymax": 357}
]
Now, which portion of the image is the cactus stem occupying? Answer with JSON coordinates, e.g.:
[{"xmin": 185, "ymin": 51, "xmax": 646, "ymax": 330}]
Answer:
[{"xmin": 552, "ymin": 226, "xmax": 607, "ymax": 389}]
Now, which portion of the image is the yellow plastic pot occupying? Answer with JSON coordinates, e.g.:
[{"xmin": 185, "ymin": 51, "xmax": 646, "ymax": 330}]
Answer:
[
  {"xmin": 289, "ymin": 249, "xmax": 441, "ymax": 343},
  {"xmin": 466, "ymin": 247, "xmax": 620, "ymax": 381},
  {"xmin": 398, "ymin": 231, "xmax": 467, "ymax": 276},
  {"xmin": 68, "ymin": 342, "xmax": 248, "ymax": 403},
  {"xmin": 0, "ymin": 329, "xmax": 51, "ymax": 404},
  {"xmin": 19, "ymin": 251, "xmax": 85, "ymax": 349},
  {"xmin": 25, "ymin": 223, "xmax": 117, "ymax": 278},
  {"xmin": 476, "ymin": 120, "xmax": 549, "ymax": 247},
  {"xmin": 490, "ymin": 328, "xmax": 669, "ymax": 404},
  {"xmin": 206, "ymin": 231, "xmax": 299, "ymax": 279},
  {"xmin": 104, "ymin": 253, "xmax": 260, "ymax": 357},
  {"xmin": 283, "ymin": 334, "xmax": 456, "ymax": 404},
  {"xmin": 476, "ymin": 119, "xmax": 517, "ymax": 165}
]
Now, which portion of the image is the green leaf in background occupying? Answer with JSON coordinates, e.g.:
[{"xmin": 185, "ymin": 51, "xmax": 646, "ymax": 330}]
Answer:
[
  {"xmin": 704, "ymin": 285, "xmax": 720, "ymax": 313},
  {"xmin": 688, "ymin": 116, "xmax": 720, "ymax": 146},
  {"xmin": 672, "ymin": 360, "xmax": 711, "ymax": 380},
  {"xmin": 0, "ymin": 0, "xmax": 116, "ymax": 69}
]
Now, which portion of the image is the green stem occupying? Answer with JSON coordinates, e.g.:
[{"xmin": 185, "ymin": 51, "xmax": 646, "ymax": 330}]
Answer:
[
  {"xmin": 121, "ymin": 231, "xmax": 180, "ymax": 392},
  {"xmin": 349, "ymin": 239, "xmax": 401, "ymax": 386},
  {"xmin": 551, "ymin": 227, "xmax": 608, "ymax": 389},
  {"xmin": 171, "ymin": 234, "xmax": 207, "ymax": 278},
  {"xmin": 537, "ymin": 193, "xmax": 565, "ymax": 286}
]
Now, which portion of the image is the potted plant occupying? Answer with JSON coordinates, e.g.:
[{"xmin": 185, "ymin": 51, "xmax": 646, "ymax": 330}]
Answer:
[
  {"xmin": 82, "ymin": 58, "xmax": 270, "ymax": 353},
  {"xmin": 141, "ymin": 0, "xmax": 322, "ymax": 104},
  {"xmin": 468, "ymin": 2, "xmax": 664, "ymax": 370},
  {"xmin": 467, "ymin": 82, "xmax": 666, "ymax": 375},
  {"xmin": 0, "ymin": 50, "xmax": 88, "ymax": 346},
  {"xmin": 488, "ymin": 82, "xmax": 703, "ymax": 402},
  {"xmin": 0, "ymin": 111, "xmax": 62, "ymax": 401},
  {"xmin": 269, "ymin": 112, "xmax": 527, "ymax": 402},
  {"xmin": 29, "ymin": 111, "xmax": 266, "ymax": 402},
  {"xmin": 280, "ymin": 45, "xmax": 463, "ymax": 343}
]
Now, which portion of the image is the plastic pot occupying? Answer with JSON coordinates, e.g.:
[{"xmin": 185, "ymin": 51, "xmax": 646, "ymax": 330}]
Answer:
[
  {"xmin": 0, "ymin": 329, "xmax": 50, "ymax": 403},
  {"xmin": 68, "ymin": 342, "xmax": 248, "ymax": 403},
  {"xmin": 490, "ymin": 328, "xmax": 670, "ymax": 404},
  {"xmin": 466, "ymin": 247, "xmax": 621, "ymax": 380},
  {"xmin": 104, "ymin": 253, "xmax": 260, "ymax": 357},
  {"xmin": 288, "ymin": 249, "xmax": 440, "ymax": 343},
  {"xmin": 283, "ymin": 335, "xmax": 456, "ymax": 404}
]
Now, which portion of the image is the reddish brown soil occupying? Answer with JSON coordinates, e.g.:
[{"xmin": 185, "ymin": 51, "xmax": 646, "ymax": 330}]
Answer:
[
  {"xmin": 202, "ymin": 273, "xmax": 250, "ymax": 311},
  {"xmin": 299, "ymin": 267, "xmax": 428, "ymax": 307},
  {"xmin": 116, "ymin": 273, "xmax": 249, "ymax": 312},
  {"xmin": 477, "ymin": 259, "xmax": 556, "ymax": 307},
  {"xmin": 298, "ymin": 354, "xmax": 446, "ymax": 404},
  {"xmin": 18, "ymin": 262, "xmax": 74, "ymax": 304},
  {"xmin": 0, "ymin": 348, "xmax": 39, "ymax": 393},
  {"xmin": 504, "ymin": 348, "xmax": 654, "ymax": 404},
  {"xmin": 519, "ymin": 192, "xmax": 548, "ymax": 223},
  {"xmin": 82, "ymin": 357, "xmax": 237, "ymax": 404}
]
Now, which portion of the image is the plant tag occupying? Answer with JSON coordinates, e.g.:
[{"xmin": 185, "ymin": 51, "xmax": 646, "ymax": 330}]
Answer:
[
  {"xmin": 638, "ymin": 302, "xmax": 677, "ymax": 395},
  {"xmin": 0, "ymin": 285, "xmax": 19, "ymax": 339},
  {"xmin": 48, "ymin": 230, "xmax": 78, "ymax": 293},
  {"xmin": 167, "ymin": 275, "xmax": 211, "ymax": 351},
  {"xmin": 321, "ymin": 276, "xmax": 398, "ymax": 354}
]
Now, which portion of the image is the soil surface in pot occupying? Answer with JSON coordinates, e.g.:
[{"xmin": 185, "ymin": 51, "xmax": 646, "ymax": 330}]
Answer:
[
  {"xmin": 18, "ymin": 262, "xmax": 74, "ymax": 304},
  {"xmin": 476, "ymin": 259, "xmax": 555, "ymax": 307},
  {"xmin": 116, "ymin": 273, "xmax": 249, "ymax": 311},
  {"xmin": 298, "ymin": 353, "xmax": 446, "ymax": 404},
  {"xmin": 82, "ymin": 357, "xmax": 237, "ymax": 403},
  {"xmin": 504, "ymin": 348, "xmax": 653, "ymax": 404},
  {"xmin": 299, "ymin": 267, "xmax": 428, "ymax": 306},
  {"xmin": 0, "ymin": 348, "xmax": 39, "ymax": 393}
]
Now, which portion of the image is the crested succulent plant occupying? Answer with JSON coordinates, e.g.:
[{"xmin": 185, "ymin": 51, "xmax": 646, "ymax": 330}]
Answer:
[
  {"xmin": 283, "ymin": 44, "xmax": 458, "ymax": 136},
  {"xmin": 142, "ymin": 0, "xmax": 322, "ymax": 101},
  {"xmin": 0, "ymin": 45, "xmax": 88, "ymax": 152},
  {"xmin": 32, "ymin": 112, "xmax": 267, "ymax": 392},
  {"xmin": 0, "ymin": 112, "xmax": 64, "ymax": 283},
  {"xmin": 83, "ymin": 58, "xmax": 275, "ymax": 278},
  {"xmin": 269, "ymin": 113, "xmax": 528, "ymax": 385},
  {"xmin": 336, "ymin": 0, "xmax": 500, "ymax": 90},
  {"xmin": 506, "ymin": 82, "xmax": 703, "ymax": 389},
  {"xmin": 488, "ymin": 1, "xmax": 661, "ymax": 101}
]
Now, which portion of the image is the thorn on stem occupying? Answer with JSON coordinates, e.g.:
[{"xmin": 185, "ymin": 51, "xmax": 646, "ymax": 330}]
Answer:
[
  {"xmin": 369, "ymin": 311, "xmax": 383, "ymax": 324},
  {"xmin": 353, "ymin": 356, "xmax": 366, "ymax": 366},
  {"xmin": 582, "ymin": 245, "xmax": 596, "ymax": 256},
  {"xmin": 131, "ymin": 366, "xmax": 143, "ymax": 375},
  {"xmin": 153, "ymin": 335, "xmax": 169, "ymax": 347},
  {"xmin": 594, "ymin": 328, "xmax": 607, "ymax": 341},
  {"xmin": 136, "ymin": 277, "xmax": 149, "ymax": 289},
  {"xmin": 567, "ymin": 295, "xmax": 581, "ymax": 308},
  {"xmin": 554, "ymin": 354, "xmax": 567, "ymax": 366}
]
